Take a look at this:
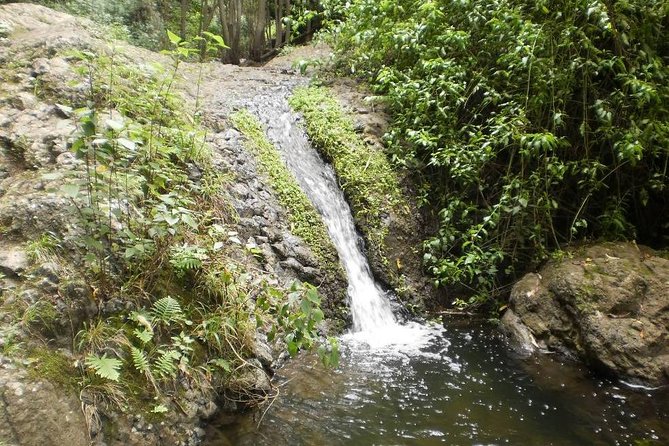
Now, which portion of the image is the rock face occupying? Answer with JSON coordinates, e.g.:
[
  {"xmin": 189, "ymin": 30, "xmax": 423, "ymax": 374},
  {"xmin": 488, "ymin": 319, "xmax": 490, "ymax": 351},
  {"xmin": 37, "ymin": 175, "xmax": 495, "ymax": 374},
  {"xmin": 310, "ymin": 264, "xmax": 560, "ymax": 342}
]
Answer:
[
  {"xmin": 502, "ymin": 242, "xmax": 669, "ymax": 386},
  {"xmin": 0, "ymin": 361, "xmax": 89, "ymax": 446},
  {"xmin": 0, "ymin": 4, "xmax": 350, "ymax": 445}
]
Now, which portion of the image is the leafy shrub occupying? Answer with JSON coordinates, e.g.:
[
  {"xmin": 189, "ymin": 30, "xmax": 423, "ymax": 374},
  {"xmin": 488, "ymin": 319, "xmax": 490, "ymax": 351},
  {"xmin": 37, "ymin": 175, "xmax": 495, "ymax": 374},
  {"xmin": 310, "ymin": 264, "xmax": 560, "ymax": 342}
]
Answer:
[{"xmin": 326, "ymin": 0, "xmax": 669, "ymax": 307}]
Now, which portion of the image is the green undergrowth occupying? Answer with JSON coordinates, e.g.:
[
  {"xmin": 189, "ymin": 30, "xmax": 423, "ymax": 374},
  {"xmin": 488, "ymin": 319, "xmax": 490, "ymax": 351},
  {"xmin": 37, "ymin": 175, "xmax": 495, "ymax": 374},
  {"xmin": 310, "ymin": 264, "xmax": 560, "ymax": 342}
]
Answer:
[
  {"xmin": 289, "ymin": 86, "xmax": 407, "ymax": 264},
  {"xmin": 324, "ymin": 0, "xmax": 669, "ymax": 309},
  {"xmin": 27, "ymin": 347, "xmax": 80, "ymax": 390},
  {"xmin": 2, "ymin": 34, "xmax": 338, "ymax": 420},
  {"xmin": 230, "ymin": 109, "xmax": 342, "ymax": 280}
]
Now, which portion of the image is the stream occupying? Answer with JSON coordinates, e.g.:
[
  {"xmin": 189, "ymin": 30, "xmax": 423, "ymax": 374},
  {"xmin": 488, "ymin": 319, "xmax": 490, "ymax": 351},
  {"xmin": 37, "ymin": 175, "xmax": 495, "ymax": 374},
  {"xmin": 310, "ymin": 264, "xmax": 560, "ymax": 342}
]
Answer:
[
  {"xmin": 208, "ymin": 316, "xmax": 668, "ymax": 445},
  {"xmin": 205, "ymin": 80, "xmax": 668, "ymax": 446}
]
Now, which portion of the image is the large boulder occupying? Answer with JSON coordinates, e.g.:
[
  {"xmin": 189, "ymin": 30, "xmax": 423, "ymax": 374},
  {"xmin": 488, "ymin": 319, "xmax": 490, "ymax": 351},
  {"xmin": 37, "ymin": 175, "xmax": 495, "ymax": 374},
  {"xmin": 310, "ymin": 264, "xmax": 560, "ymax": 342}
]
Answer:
[{"xmin": 501, "ymin": 242, "xmax": 669, "ymax": 386}]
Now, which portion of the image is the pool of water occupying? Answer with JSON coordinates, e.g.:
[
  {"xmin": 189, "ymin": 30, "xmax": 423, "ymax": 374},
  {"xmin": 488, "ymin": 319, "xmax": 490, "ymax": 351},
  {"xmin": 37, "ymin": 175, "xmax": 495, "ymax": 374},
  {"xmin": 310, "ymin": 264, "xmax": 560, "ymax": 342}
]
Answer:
[{"xmin": 206, "ymin": 317, "xmax": 668, "ymax": 446}]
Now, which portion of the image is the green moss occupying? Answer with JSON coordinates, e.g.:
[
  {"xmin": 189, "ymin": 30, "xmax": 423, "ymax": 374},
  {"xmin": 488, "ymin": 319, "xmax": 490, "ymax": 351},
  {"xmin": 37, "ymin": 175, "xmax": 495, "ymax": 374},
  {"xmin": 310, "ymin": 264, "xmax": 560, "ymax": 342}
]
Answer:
[
  {"xmin": 289, "ymin": 86, "xmax": 407, "ymax": 262},
  {"xmin": 27, "ymin": 347, "xmax": 79, "ymax": 390},
  {"xmin": 230, "ymin": 109, "xmax": 341, "ymax": 277}
]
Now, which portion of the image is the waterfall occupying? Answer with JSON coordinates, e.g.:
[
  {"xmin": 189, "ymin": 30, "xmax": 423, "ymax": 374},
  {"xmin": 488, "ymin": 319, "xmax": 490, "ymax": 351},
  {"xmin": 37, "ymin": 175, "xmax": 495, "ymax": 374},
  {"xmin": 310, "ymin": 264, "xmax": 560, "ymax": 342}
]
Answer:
[{"xmin": 248, "ymin": 86, "xmax": 432, "ymax": 348}]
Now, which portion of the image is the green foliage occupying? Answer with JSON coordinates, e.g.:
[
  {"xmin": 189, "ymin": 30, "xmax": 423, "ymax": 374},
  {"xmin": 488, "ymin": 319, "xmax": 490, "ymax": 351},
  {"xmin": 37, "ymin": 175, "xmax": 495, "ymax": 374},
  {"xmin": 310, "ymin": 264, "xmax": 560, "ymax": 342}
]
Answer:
[
  {"xmin": 31, "ymin": 0, "xmax": 165, "ymax": 49},
  {"xmin": 40, "ymin": 35, "xmax": 338, "ymax": 416},
  {"xmin": 151, "ymin": 296, "xmax": 185, "ymax": 324},
  {"xmin": 230, "ymin": 109, "xmax": 341, "ymax": 274},
  {"xmin": 85, "ymin": 354, "xmax": 122, "ymax": 382},
  {"xmin": 257, "ymin": 281, "xmax": 339, "ymax": 366},
  {"xmin": 130, "ymin": 346, "xmax": 150, "ymax": 373},
  {"xmin": 326, "ymin": 0, "xmax": 669, "ymax": 307},
  {"xmin": 169, "ymin": 244, "xmax": 209, "ymax": 277},
  {"xmin": 289, "ymin": 86, "xmax": 406, "ymax": 262},
  {"xmin": 73, "ymin": 276, "xmax": 338, "ymax": 411},
  {"xmin": 57, "ymin": 45, "xmax": 217, "ymax": 284},
  {"xmin": 22, "ymin": 0, "xmax": 316, "ymax": 63},
  {"xmin": 25, "ymin": 232, "xmax": 61, "ymax": 263}
]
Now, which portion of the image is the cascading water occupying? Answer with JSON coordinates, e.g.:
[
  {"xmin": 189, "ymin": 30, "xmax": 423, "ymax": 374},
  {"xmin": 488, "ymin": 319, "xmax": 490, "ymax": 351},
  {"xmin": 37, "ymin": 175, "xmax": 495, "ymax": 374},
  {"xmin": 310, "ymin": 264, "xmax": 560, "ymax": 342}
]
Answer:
[{"xmin": 245, "ymin": 85, "xmax": 430, "ymax": 347}]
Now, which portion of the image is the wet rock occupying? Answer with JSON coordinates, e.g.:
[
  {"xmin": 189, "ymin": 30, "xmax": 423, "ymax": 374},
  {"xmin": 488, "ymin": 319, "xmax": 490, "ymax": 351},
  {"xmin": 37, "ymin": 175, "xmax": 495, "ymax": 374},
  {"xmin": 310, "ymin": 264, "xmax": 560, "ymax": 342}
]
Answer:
[
  {"xmin": 31, "ymin": 57, "xmax": 51, "ymax": 76},
  {"xmin": 252, "ymin": 335, "xmax": 274, "ymax": 372},
  {"xmin": 53, "ymin": 103, "xmax": 73, "ymax": 118},
  {"xmin": 0, "ymin": 187, "xmax": 74, "ymax": 240},
  {"xmin": 55, "ymin": 151, "xmax": 78, "ymax": 168},
  {"xmin": 502, "ymin": 242, "xmax": 669, "ymax": 386},
  {"xmin": 230, "ymin": 359, "xmax": 273, "ymax": 399},
  {"xmin": 34, "ymin": 261, "xmax": 60, "ymax": 283},
  {"xmin": 186, "ymin": 162, "xmax": 202, "ymax": 183},
  {"xmin": 0, "ymin": 19, "xmax": 12, "ymax": 38},
  {"xmin": 232, "ymin": 183, "xmax": 250, "ymax": 199},
  {"xmin": 270, "ymin": 241, "xmax": 288, "ymax": 259},
  {"xmin": 279, "ymin": 257, "xmax": 304, "ymax": 273}
]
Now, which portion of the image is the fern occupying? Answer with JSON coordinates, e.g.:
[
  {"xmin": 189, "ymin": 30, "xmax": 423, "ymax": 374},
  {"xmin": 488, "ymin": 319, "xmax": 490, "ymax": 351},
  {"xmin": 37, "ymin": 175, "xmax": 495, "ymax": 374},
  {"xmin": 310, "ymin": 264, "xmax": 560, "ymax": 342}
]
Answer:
[
  {"xmin": 130, "ymin": 346, "xmax": 150, "ymax": 374},
  {"xmin": 169, "ymin": 244, "xmax": 208, "ymax": 276},
  {"xmin": 151, "ymin": 296, "xmax": 184, "ymax": 324},
  {"xmin": 133, "ymin": 328, "xmax": 154, "ymax": 344},
  {"xmin": 154, "ymin": 349, "xmax": 180, "ymax": 379},
  {"xmin": 85, "ymin": 354, "xmax": 122, "ymax": 382},
  {"xmin": 210, "ymin": 358, "xmax": 231, "ymax": 373}
]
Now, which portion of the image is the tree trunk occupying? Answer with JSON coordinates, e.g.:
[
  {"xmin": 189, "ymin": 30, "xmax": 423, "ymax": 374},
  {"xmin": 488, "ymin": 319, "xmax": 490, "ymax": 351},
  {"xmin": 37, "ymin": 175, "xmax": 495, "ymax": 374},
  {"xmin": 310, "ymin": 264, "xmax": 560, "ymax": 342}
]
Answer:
[
  {"xmin": 274, "ymin": 0, "xmax": 282, "ymax": 48},
  {"xmin": 284, "ymin": 0, "xmax": 291, "ymax": 44},
  {"xmin": 218, "ymin": 0, "xmax": 241, "ymax": 64},
  {"xmin": 198, "ymin": 0, "xmax": 217, "ymax": 59},
  {"xmin": 180, "ymin": 0, "xmax": 189, "ymax": 40},
  {"xmin": 249, "ymin": 0, "xmax": 268, "ymax": 61}
]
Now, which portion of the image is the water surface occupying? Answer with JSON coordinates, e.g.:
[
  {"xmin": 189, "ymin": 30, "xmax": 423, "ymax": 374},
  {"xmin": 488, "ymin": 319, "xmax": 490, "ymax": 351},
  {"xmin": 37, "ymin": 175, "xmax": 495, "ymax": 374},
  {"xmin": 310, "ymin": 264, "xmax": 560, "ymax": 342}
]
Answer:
[{"xmin": 207, "ymin": 317, "xmax": 668, "ymax": 446}]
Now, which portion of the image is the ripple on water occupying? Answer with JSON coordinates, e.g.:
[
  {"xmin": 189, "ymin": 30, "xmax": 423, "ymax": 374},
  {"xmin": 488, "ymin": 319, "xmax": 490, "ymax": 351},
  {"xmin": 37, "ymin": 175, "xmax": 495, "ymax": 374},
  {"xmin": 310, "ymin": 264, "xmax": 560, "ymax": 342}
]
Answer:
[{"xmin": 207, "ymin": 317, "xmax": 669, "ymax": 446}]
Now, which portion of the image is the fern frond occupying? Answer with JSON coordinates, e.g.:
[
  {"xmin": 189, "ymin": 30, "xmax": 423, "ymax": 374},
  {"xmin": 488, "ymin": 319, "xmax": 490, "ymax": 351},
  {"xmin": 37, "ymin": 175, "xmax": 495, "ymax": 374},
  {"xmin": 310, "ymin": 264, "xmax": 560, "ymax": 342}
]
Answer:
[
  {"xmin": 130, "ymin": 347, "xmax": 150, "ymax": 373},
  {"xmin": 133, "ymin": 328, "xmax": 154, "ymax": 344},
  {"xmin": 151, "ymin": 296, "xmax": 184, "ymax": 324},
  {"xmin": 85, "ymin": 354, "xmax": 122, "ymax": 382},
  {"xmin": 154, "ymin": 349, "xmax": 180, "ymax": 379}
]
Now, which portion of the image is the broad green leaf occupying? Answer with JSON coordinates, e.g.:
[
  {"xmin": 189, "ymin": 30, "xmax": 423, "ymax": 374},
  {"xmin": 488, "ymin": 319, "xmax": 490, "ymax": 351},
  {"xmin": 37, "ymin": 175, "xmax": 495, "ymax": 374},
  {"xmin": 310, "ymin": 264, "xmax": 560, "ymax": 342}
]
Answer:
[
  {"xmin": 85, "ymin": 354, "xmax": 122, "ymax": 382},
  {"xmin": 117, "ymin": 138, "xmax": 136, "ymax": 151},
  {"xmin": 166, "ymin": 30, "xmax": 181, "ymax": 45},
  {"xmin": 105, "ymin": 119, "xmax": 124, "ymax": 131}
]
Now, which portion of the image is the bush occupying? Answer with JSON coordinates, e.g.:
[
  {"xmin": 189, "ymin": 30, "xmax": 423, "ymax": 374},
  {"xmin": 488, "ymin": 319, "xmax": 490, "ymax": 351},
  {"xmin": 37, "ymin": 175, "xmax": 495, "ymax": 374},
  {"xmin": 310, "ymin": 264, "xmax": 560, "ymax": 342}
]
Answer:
[{"xmin": 326, "ymin": 0, "xmax": 669, "ymax": 307}]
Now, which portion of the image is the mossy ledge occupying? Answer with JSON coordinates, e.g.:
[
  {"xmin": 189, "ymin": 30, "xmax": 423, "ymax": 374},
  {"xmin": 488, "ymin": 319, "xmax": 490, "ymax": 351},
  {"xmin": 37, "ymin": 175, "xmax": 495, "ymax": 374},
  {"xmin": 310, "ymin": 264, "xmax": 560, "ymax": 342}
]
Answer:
[
  {"xmin": 230, "ymin": 109, "xmax": 345, "ymax": 286},
  {"xmin": 289, "ymin": 86, "xmax": 406, "ymax": 257},
  {"xmin": 288, "ymin": 86, "xmax": 432, "ymax": 307}
]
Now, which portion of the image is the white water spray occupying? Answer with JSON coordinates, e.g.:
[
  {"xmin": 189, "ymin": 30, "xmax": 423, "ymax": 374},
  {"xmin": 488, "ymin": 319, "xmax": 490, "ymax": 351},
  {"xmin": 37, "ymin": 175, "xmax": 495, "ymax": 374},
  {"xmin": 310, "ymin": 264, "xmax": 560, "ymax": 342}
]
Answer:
[{"xmin": 250, "ymin": 87, "xmax": 435, "ymax": 348}]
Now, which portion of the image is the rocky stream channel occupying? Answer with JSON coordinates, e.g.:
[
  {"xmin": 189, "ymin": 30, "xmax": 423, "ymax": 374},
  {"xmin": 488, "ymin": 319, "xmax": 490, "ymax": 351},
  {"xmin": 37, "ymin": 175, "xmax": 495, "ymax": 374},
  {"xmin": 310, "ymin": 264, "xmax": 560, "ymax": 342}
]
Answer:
[
  {"xmin": 0, "ymin": 4, "xmax": 668, "ymax": 446},
  {"xmin": 199, "ymin": 63, "xmax": 669, "ymax": 446}
]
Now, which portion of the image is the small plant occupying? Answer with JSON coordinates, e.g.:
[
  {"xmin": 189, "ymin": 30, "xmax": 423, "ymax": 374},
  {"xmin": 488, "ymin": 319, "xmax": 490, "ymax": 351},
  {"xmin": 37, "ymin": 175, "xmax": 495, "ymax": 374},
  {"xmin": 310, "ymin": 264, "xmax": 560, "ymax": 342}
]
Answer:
[
  {"xmin": 292, "ymin": 58, "xmax": 323, "ymax": 75},
  {"xmin": 257, "ymin": 281, "xmax": 339, "ymax": 366},
  {"xmin": 169, "ymin": 244, "xmax": 209, "ymax": 277},
  {"xmin": 85, "ymin": 354, "xmax": 122, "ymax": 382},
  {"xmin": 25, "ymin": 232, "xmax": 61, "ymax": 263}
]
